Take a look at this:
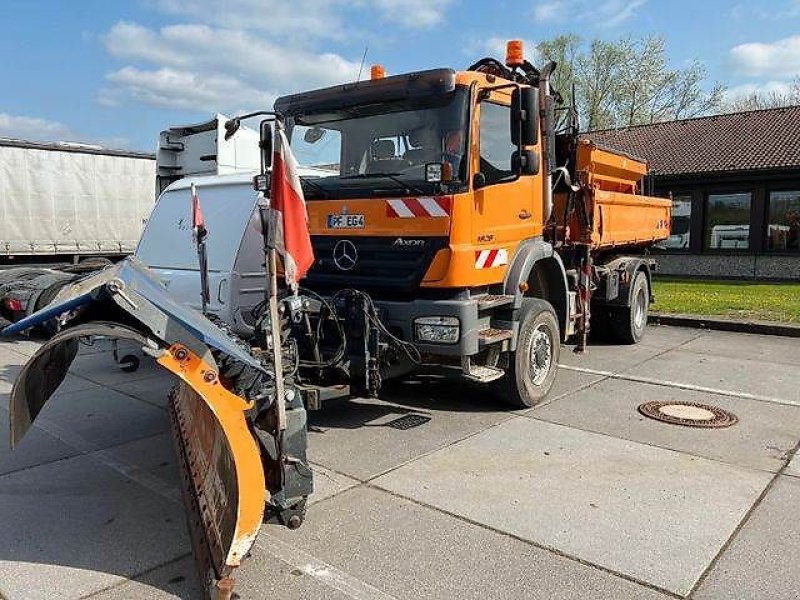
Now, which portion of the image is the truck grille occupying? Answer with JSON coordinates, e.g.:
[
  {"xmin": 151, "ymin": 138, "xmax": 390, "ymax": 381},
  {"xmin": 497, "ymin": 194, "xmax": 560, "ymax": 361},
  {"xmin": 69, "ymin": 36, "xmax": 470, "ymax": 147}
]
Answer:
[{"xmin": 305, "ymin": 236, "xmax": 448, "ymax": 295}]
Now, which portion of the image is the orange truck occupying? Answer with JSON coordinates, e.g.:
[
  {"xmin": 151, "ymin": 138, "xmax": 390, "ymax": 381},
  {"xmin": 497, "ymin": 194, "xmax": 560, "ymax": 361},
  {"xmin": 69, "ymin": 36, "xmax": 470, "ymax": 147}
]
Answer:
[{"xmin": 261, "ymin": 40, "xmax": 671, "ymax": 407}]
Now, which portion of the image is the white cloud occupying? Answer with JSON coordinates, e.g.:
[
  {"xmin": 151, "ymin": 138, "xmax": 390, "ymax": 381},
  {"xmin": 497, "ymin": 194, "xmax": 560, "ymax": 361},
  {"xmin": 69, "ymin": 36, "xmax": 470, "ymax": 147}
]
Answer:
[
  {"xmin": 597, "ymin": 0, "xmax": 647, "ymax": 27},
  {"xmin": 0, "ymin": 113, "xmax": 130, "ymax": 148},
  {"xmin": 146, "ymin": 0, "xmax": 350, "ymax": 39},
  {"xmin": 99, "ymin": 21, "xmax": 361, "ymax": 112},
  {"xmin": 373, "ymin": 0, "xmax": 454, "ymax": 27},
  {"xmin": 724, "ymin": 80, "xmax": 795, "ymax": 102},
  {"xmin": 529, "ymin": 0, "xmax": 645, "ymax": 28},
  {"xmin": 98, "ymin": 67, "xmax": 275, "ymax": 112},
  {"xmin": 730, "ymin": 35, "xmax": 800, "ymax": 78},
  {"xmin": 533, "ymin": 1, "xmax": 566, "ymax": 23},
  {"xmin": 0, "ymin": 113, "xmax": 73, "ymax": 141}
]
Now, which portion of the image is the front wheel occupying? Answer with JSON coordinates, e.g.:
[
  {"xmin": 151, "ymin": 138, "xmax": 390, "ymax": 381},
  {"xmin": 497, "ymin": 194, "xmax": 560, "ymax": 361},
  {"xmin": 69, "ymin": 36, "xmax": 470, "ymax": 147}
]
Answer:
[{"xmin": 496, "ymin": 298, "xmax": 560, "ymax": 408}]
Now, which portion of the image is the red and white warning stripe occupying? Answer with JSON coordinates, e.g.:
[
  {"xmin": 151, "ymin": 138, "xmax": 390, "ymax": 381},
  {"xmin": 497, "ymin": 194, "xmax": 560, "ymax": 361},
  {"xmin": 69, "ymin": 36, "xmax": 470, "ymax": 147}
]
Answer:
[
  {"xmin": 474, "ymin": 248, "xmax": 509, "ymax": 269},
  {"xmin": 386, "ymin": 197, "xmax": 451, "ymax": 218}
]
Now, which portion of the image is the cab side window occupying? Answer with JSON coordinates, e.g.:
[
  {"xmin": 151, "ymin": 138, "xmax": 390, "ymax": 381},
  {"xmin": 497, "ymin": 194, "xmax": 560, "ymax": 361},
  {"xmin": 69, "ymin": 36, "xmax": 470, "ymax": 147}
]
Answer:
[{"xmin": 479, "ymin": 102, "xmax": 516, "ymax": 185}]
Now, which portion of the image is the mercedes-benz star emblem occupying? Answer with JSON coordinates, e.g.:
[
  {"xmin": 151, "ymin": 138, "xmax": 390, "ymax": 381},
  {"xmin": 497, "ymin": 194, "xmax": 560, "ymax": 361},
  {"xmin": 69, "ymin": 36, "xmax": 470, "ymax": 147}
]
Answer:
[{"xmin": 332, "ymin": 239, "xmax": 358, "ymax": 271}]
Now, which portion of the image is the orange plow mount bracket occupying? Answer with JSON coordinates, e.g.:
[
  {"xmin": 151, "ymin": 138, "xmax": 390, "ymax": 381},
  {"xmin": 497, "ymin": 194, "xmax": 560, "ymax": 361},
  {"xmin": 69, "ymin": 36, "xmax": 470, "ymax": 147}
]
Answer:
[{"xmin": 158, "ymin": 344, "xmax": 266, "ymax": 599}]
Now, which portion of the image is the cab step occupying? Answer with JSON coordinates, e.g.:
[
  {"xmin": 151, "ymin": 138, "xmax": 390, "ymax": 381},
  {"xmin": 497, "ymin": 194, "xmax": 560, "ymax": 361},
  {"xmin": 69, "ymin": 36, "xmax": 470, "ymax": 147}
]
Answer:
[
  {"xmin": 477, "ymin": 294, "xmax": 514, "ymax": 311},
  {"xmin": 461, "ymin": 356, "xmax": 505, "ymax": 383},
  {"xmin": 478, "ymin": 328, "xmax": 513, "ymax": 347}
]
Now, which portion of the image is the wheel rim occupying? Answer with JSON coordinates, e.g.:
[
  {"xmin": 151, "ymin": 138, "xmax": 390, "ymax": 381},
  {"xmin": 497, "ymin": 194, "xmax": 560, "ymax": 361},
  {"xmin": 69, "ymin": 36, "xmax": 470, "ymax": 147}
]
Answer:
[
  {"xmin": 529, "ymin": 324, "xmax": 552, "ymax": 386},
  {"xmin": 633, "ymin": 286, "xmax": 647, "ymax": 330}
]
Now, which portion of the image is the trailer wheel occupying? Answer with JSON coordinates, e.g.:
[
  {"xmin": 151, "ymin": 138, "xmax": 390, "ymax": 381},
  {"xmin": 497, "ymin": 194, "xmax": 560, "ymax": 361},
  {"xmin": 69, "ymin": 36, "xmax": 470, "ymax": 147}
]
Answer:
[
  {"xmin": 497, "ymin": 298, "xmax": 560, "ymax": 408},
  {"xmin": 609, "ymin": 270, "xmax": 649, "ymax": 344}
]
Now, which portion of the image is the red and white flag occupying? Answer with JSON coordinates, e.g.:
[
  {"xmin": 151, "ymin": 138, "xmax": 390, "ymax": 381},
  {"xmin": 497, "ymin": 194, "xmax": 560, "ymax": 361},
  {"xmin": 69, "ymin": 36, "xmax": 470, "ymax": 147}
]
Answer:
[
  {"xmin": 190, "ymin": 182, "xmax": 206, "ymax": 240},
  {"xmin": 270, "ymin": 122, "xmax": 314, "ymax": 289}
]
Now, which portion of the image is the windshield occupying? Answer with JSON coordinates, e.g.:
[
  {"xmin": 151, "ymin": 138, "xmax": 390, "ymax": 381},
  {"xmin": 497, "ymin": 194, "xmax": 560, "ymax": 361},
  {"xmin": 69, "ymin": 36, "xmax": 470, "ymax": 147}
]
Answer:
[{"xmin": 286, "ymin": 88, "xmax": 469, "ymax": 200}]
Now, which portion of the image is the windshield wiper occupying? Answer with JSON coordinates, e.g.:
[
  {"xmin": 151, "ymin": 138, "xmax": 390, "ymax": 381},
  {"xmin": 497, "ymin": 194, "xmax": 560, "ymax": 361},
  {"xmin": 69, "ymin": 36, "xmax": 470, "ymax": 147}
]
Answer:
[
  {"xmin": 339, "ymin": 172, "xmax": 425, "ymax": 196},
  {"xmin": 298, "ymin": 175, "xmax": 332, "ymax": 199}
]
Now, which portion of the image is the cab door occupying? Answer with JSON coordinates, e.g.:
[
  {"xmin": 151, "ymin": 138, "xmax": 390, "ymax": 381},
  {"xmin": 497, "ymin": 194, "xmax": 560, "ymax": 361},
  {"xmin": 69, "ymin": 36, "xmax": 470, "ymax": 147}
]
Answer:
[{"xmin": 471, "ymin": 92, "xmax": 541, "ymax": 277}]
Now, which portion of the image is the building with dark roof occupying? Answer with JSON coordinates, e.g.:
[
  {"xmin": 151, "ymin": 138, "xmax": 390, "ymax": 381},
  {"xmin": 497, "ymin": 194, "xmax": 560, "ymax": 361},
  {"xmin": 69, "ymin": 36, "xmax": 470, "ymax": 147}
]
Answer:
[{"xmin": 587, "ymin": 105, "xmax": 800, "ymax": 281}]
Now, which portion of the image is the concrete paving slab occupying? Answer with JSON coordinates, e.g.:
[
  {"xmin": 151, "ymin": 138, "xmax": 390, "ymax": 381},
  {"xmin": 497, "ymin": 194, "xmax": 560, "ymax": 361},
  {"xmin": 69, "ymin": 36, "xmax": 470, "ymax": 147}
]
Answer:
[
  {"xmin": 308, "ymin": 463, "xmax": 360, "ymax": 506},
  {"xmin": 6, "ymin": 383, "xmax": 169, "ymax": 451},
  {"xmin": 373, "ymin": 417, "xmax": 772, "ymax": 596},
  {"xmin": 254, "ymin": 486, "xmax": 670, "ymax": 600},
  {"xmin": 786, "ymin": 452, "xmax": 800, "ymax": 478},
  {"xmin": 680, "ymin": 329, "xmax": 800, "ymax": 367},
  {"xmin": 530, "ymin": 378, "xmax": 800, "ymax": 472},
  {"xmin": 85, "ymin": 555, "xmax": 200, "ymax": 600},
  {"xmin": 0, "ymin": 405, "xmax": 79, "ymax": 475},
  {"xmin": 0, "ymin": 450, "xmax": 189, "ymax": 600},
  {"xmin": 559, "ymin": 325, "xmax": 702, "ymax": 373},
  {"xmin": 107, "ymin": 372, "xmax": 176, "ymax": 410},
  {"xmin": 625, "ymin": 348, "xmax": 800, "ymax": 405},
  {"xmin": 0, "ymin": 336, "xmax": 42, "ymax": 357},
  {"xmin": 307, "ymin": 378, "xmax": 513, "ymax": 480},
  {"xmin": 693, "ymin": 476, "xmax": 800, "ymax": 600},
  {"xmin": 70, "ymin": 345, "xmax": 162, "ymax": 386}
]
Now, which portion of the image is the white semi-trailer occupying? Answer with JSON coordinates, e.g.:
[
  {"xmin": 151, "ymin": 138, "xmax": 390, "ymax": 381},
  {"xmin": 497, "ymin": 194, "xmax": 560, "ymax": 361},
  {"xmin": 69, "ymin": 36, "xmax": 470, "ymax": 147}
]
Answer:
[{"xmin": 0, "ymin": 137, "xmax": 155, "ymax": 263}]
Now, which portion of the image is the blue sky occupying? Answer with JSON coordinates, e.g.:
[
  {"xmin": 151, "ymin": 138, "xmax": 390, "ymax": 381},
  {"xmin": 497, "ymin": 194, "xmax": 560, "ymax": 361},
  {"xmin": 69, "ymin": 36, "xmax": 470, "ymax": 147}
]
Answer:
[{"xmin": 1, "ymin": 0, "xmax": 799, "ymax": 150}]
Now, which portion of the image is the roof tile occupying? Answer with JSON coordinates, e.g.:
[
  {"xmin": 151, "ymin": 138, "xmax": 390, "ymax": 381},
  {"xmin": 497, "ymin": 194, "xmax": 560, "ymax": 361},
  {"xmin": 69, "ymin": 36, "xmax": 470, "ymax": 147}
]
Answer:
[{"xmin": 585, "ymin": 105, "xmax": 800, "ymax": 177}]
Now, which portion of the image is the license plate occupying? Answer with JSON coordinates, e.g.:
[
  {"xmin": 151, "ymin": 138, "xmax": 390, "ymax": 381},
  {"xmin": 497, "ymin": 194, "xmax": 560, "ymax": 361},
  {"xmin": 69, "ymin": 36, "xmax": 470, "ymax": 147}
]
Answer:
[{"xmin": 327, "ymin": 214, "xmax": 365, "ymax": 229}]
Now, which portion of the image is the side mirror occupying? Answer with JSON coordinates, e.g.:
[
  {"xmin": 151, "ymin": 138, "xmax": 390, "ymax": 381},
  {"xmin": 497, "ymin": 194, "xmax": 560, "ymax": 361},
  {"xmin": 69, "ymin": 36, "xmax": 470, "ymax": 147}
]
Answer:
[
  {"xmin": 260, "ymin": 120, "xmax": 273, "ymax": 173},
  {"xmin": 512, "ymin": 150, "xmax": 540, "ymax": 176},
  {"xmin": 510, "ymin": 86, "xmax": 539, "ymax": 147}
]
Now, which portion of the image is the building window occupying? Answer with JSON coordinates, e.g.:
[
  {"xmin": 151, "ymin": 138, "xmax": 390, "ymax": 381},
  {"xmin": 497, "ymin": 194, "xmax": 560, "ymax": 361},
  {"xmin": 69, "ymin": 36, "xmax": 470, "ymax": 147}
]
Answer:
[
  {"xmin": 704, "ymin": 192, "xmax": 752, "ymax": 250},
  {"xmin": 656, "ymin": 193, "xmax": 692, "ymax": 250},
  {"xmin": 767, "ymin": 190, "xmax": 800, "ymax": 252}
]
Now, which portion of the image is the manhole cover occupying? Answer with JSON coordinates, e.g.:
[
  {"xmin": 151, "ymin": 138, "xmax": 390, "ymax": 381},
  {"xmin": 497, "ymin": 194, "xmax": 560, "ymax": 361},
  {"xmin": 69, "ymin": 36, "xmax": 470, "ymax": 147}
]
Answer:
[
  {"xmin": 637, "ymin": 401, "xmax": 738, "ymax": 428},
  {"xmin": 385, "ymin": 414, "xmax": 431, "ymax": 430}
]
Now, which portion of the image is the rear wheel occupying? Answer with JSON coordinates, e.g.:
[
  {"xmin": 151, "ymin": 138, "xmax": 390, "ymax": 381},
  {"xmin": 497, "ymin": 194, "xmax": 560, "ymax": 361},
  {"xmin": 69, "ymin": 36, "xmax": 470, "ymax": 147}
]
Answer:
[
  {"xmin": 496, "ymin": 298, "xmax": 560, "ymax": 408},
  {"xmin": 609, "ymin": 270, "xmax": 649, "ymax": 344}
]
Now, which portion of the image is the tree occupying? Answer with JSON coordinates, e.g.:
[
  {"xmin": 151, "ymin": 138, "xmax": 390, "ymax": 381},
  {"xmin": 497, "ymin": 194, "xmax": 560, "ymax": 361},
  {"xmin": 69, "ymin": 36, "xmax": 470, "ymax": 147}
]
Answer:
[
  {"xmin": 535, "ymin": 35, "xmax": 725, "ymax": 130},
  {"xmin": 724, "ymin": 78, "xmax": 800, "ymax": 112}
]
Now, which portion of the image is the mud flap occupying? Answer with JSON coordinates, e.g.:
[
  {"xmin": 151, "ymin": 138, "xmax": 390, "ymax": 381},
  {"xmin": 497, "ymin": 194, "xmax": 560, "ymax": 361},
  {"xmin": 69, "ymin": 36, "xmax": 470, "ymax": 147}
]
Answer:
[{"xmin": 158, "ymin": 344, "xmax": 266, "ymax": 600}]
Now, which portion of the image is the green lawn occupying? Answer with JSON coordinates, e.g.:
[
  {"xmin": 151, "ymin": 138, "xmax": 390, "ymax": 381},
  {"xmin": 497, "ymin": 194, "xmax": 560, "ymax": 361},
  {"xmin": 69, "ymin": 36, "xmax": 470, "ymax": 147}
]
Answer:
[{"xmin": 651, "ymin": 278, "xmax": 800, "ymax": 324}]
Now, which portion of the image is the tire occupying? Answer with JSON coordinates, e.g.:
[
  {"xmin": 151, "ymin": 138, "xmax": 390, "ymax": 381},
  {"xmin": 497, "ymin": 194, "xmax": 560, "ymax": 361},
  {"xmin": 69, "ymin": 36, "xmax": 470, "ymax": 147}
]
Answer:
[
  {"xmin": 609, "ymin": 270, "xmax": 649, "ymax": 344},
  {"xmin": 496, "ymin": 298, "xmax": 560, "ymax": 408}
]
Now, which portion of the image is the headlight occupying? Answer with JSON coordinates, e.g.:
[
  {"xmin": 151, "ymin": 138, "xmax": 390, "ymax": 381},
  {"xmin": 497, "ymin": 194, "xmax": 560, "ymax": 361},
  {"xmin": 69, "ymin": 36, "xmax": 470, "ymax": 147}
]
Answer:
[{"xmin": 414, "ymin": 316, "xmax": 460, "ymax": 344}]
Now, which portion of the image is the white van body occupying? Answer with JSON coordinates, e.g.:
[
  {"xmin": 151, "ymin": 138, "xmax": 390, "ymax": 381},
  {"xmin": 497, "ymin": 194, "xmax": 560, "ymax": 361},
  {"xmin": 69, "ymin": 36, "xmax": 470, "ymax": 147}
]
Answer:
[
  {"xmin": 136, "ymin": 173, "xmax": 266, "ymax": 335},
  {"xmin": 137, "ymin": 114, "xmax": 322, "ymax": 336}
]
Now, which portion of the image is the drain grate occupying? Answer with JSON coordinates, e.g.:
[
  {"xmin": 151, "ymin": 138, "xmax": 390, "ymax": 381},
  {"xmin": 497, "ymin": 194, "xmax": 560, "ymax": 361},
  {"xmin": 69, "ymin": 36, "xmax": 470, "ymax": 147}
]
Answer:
[
  {"xmin": 637, "ymin": 401, "xmax": 738, "ymax": 428},
  {"xmin": 385, "ymin": 414, "xmax": 431, "ymax": 430}
]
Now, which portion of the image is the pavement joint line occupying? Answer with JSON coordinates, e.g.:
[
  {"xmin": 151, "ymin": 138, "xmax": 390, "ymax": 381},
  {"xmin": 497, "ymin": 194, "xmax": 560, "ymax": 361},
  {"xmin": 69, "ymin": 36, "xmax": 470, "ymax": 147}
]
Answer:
[
  {"xmin": 685, "ymin": 435, "xmax": 800, "ymax": 599},
  {"xmin": 521, "ymin": 411, "xmax": 787, "ymax": 478},
  {"xmin": 12, "ymin": 416, "xmax": 404, "ymax": 600},
  {"xmin": 5, "ymin": 415, "xmax": 181, "ymax": 502},
  {"xmin": 364, "ymin": 471, "xmax": 683, "ymax": 600},
  {"xmin": 361, "ymin": 414, "xmax": 519, "ymax": 484},
  {"xmin": 559, "ymin": 364, "xmax": 800, "ymax": 408},
  {"xmin": 256, "ymin": 534, "xmax": 399, "ymax": 600},
  {"xmin": 0, "ymin": 429, "xmax": 169, "ymax": 480},
  {"xmin": 78, "ymin": 552, "xmax": 193, "ymax": 599},
  {"xmin": 538, "ymin": 329, "xmax": 707, "ymax": 413},
  {"xmin": 67, "ymin": 370, "xmax": 173, "ymax": 413}
]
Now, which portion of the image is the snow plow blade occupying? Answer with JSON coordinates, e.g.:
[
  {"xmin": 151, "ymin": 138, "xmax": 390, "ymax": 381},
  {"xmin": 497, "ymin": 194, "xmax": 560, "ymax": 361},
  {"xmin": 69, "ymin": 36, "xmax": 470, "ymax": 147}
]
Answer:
[
  {"xmin": 161, "ymin": 345, "xmax": 266, "ymax": 599},
  {"xmin": 3, "ymin": 257, "xmax": 312, "ymax": 599}
]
